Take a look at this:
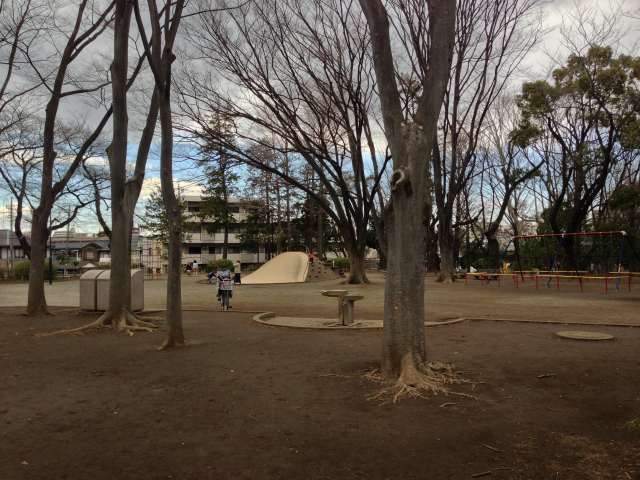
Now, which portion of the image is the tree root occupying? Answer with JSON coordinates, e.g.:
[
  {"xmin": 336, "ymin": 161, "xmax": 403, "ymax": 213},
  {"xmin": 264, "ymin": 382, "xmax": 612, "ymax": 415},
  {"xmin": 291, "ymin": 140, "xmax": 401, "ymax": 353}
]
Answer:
[
  {"xmin": 365, "ymin": 356, "xmax": 474, "ymax": 404},
  {"xmin": 37, "ymin": 310, "xmax": 161, "ymax": 337}
]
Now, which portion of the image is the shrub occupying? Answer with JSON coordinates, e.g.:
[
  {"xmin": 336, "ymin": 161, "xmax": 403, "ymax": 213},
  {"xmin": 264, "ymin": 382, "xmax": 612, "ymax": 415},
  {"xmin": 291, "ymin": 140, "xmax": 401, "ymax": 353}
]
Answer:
[
  {"xmin": 13, "ymin": 260, "xmax": 59, "ymax": 281},
  {"xmin": 14, "ymin": 260, "xmax": 30, "ymax": 280},
  {"xmin": 207, "ymin": 259, "xmax": 234, "ymax": 272},
  {"xmin": 331, "ymin": 257, "xmax": 350, "ymax": 269}
]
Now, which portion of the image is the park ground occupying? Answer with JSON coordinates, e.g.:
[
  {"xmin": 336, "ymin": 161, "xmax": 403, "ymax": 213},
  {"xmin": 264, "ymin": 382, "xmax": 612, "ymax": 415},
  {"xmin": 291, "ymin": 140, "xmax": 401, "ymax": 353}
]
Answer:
[{"xmin": 1, "ymin": 273, "xmax": 640, "ymax": 479}]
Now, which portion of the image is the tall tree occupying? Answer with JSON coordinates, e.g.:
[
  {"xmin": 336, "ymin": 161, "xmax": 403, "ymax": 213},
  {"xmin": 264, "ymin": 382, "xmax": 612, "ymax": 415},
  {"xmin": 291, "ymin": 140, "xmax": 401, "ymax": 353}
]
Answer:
[
  {"xmin": 432, "ymin": 0, "xmax": 542, "ymax": 282},
  {"xmin": 179, "ymin": 0, "xmax": 389, "ymax": 283},
  {"xmin": 25, "ymin": 1, "xmax": 120, "ymax": 315},
  {"xmin": 198, "ymin": 114, "xmax": 239, "ymax": 260},
  {"xmin": 134, "ymin": 0, "xmax": 186, "ymax": 348},
  {"xmin": 512, "ymin": 46, "xmax": 640, "ymax": 264},
  {"xmin": 476, "ymin": 96, "xmax": 543, "ymax": 267},
  {"xmin": 359, "ymin": 0, "xmax": 456, "ymax": 384}
]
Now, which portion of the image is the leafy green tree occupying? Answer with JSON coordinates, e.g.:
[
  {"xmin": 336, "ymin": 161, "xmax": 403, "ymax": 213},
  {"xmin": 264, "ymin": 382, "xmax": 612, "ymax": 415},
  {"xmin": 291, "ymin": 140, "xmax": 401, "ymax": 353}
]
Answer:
[
  {"xmin": 139, "ymin": 186, "xmax": 189, "ymax": 245},
  {"xmin": 512, "ymin": 46, "xmax": 640, "ymax": 264}
]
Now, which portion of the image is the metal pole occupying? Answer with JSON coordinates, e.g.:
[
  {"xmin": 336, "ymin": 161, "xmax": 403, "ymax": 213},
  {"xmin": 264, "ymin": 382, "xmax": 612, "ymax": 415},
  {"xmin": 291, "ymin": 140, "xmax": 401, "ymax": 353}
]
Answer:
[
  {"xmin": 48, "ymin": 219, "xmax": 53, "ymax": 285},
  {"xmin": 9, "ymin": 198, "xmax": 14, "ymax": 271}
]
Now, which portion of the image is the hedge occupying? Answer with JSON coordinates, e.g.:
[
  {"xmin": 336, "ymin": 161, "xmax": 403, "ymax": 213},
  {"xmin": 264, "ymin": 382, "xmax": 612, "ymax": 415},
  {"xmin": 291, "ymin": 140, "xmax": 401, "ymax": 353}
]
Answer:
[
  {"xmin": 13, "ymin": 260, "xmax": 58, "ymax": 281},
  {"xmin": 206, "ymin": 259, "xmax": 235, "ymax": 272}
]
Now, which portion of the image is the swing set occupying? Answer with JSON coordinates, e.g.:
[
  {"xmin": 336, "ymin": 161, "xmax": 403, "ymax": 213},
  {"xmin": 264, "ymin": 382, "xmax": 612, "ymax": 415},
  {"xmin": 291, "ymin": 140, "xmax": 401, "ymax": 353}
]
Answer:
[{"xmin": 465, "ymin": 230, "xmax": 640, "ymax": 294}]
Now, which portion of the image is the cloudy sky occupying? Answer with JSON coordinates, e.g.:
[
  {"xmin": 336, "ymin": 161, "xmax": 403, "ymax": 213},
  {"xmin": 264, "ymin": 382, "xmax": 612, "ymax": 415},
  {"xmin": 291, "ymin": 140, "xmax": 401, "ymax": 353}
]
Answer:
[{"xmin": 0, "ymin": 0, "xmax": 638, "ymax": 234}]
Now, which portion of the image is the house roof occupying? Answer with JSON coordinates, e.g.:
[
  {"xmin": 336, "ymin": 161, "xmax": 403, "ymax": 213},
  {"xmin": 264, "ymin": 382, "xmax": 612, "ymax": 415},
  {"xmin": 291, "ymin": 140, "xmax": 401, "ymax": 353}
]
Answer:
[{"xmin": 50, "ymin": 240, "xmax": 110, "ymax": 250}]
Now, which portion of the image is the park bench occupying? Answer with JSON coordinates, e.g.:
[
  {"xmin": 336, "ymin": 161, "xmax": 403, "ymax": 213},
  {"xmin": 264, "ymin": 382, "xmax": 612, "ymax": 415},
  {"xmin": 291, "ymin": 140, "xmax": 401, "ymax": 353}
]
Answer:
[{"xmin": 321, "ymin": 290, "xmax": 364, "ymax": 326}]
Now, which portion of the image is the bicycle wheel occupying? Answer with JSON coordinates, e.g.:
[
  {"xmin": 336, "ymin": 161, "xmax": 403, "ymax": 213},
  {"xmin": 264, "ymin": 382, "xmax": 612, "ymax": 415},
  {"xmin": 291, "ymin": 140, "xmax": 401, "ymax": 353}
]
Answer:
[{"xmin": 222, "ymin": 291, "xmax": 229, "ymax": 311}]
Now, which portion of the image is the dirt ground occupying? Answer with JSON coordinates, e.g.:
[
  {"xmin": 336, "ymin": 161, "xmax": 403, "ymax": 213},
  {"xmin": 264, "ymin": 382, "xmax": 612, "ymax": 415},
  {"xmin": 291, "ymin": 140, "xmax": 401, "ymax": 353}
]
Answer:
[
  {"xmin": 1, "ymin": 308, "xmax": 639, "ymax": 480},
  {"xmin": 1, "ymin": 272, "xmax": 639, "ymax": 325}
]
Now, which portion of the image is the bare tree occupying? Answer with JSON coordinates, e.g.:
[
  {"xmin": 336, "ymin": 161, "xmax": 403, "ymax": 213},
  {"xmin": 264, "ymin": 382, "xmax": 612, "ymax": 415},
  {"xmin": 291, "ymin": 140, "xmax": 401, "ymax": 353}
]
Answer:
[
  {"xmin": 429, "ymin": 0, "xmax": 542, "ymax": 282},
  {"xmin": 133, "ymin": 0, "xmax": 186, "ymax": 347},
  {"xmin": 359, "ymin": 0, "xmax": 455, "ymax": 386},
  {"xmin": 179, "ymin": 0, "xmax": 388, "ymax": 284},
  {"xmin": 22, "ymin": 0, "xmax": 118, "ymax": 315},
  {"xmin": 476, "ymin": 96, "xmax": 542, "ymax": 267}
]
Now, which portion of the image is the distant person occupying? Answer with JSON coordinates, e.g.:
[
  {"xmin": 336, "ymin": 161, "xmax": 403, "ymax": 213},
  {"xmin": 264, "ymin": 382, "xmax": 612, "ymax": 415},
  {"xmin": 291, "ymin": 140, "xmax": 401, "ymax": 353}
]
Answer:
[
  {"xmin": 207, "ymin": 270, "xmax": 215, "ymax": 284},
  {"xmin": 308, "ymin": 251, "xmax": 315, "ymax": 264},
  {"xmin": 192, "ymin": 259, "xmax": 199, "ymax": 274},
  {"xmin": 186, "ymin": 262, "xmax": 192, "ymax": 275},
  {"xmin": 234, "ymin": 260, "xmax": 242, "ymax": 284}
]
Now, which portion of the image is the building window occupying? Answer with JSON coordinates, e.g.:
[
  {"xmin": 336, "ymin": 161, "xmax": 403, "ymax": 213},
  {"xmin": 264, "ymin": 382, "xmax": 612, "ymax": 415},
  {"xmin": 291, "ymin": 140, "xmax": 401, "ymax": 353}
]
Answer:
[{"xmin": 188, "ymin": 246, "xmax": 201, "ymax": 255}]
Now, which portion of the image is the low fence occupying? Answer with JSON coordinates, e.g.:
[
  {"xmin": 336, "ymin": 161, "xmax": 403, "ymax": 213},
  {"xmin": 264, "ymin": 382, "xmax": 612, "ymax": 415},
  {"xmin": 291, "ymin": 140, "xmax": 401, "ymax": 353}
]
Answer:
[{"xmin": 464, "ymin": 271, "xmax": 636, "ymax": 294}]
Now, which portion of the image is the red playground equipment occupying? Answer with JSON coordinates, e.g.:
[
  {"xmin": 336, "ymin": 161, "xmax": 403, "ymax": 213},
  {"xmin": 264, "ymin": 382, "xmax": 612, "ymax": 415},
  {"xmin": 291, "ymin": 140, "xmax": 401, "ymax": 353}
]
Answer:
[{"xmin": 465, "ymin": 231, "xmax": 640, "ymax": 294}]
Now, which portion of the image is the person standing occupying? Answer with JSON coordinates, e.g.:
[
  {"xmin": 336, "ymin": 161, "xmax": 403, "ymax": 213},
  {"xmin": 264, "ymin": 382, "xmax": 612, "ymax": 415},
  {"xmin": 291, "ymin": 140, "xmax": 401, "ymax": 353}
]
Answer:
[{"xmin": 234, "ymin": 260, "xmax": 242, "ymax": 284}]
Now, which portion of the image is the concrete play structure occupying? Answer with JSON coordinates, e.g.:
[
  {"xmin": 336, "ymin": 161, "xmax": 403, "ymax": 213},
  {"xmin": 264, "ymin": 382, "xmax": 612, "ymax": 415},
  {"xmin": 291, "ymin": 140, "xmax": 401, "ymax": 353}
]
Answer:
[{"xmin": 243, "ymin": 252, "xmax": 337, "ymax": 284}]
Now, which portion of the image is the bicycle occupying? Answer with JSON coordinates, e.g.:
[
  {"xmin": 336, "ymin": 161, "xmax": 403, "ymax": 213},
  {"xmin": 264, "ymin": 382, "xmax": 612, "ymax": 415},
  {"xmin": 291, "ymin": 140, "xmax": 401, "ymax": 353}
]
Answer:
[
  {"xmin": 218, "ymin": 276, "xmax": 233, "ymax": 311},
  {"xmin": 220, "ymin": 289, "xmax": 231, "ymax": 310}
]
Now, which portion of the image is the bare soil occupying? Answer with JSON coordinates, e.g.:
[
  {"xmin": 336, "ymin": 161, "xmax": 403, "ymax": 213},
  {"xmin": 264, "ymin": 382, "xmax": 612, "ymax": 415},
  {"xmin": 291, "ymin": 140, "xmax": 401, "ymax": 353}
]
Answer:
[
  {"xmin": 1, "ymin": 308, "xmax": 639, "ymax": 479},
  {"xmin": 2, "ymin": 272, "xmax": 639, "ymax": 326}
]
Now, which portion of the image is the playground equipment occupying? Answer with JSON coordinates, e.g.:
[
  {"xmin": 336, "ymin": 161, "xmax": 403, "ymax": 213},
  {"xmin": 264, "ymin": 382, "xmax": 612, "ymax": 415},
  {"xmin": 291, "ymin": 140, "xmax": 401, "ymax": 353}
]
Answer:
[
  {"xmin": 242, "ymin": 252, "xmax": 338, "ymax": 284},
  {"xmin": 243, "ymin": 252, "xmax": 309, "ymax": 284},
  {"xmin": 465, "ymin": 231, "xmax": 640, "ymax": 294}
]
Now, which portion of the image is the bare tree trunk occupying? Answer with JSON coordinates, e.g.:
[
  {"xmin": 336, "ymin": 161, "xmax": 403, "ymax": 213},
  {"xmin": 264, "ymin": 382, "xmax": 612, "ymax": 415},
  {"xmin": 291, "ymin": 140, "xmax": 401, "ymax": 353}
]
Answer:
[
  {"xmin": 382, "ymin": 128, "xmax": 429, "ymax": 376},
  {"xmin": 26, "ymin": 213, "xmax": 48, "ymax": 315},
  {"xmin": 437, "ymin": 224, "xmax": 456, "ymax": 283},
  {"xmin": 485, "ymin": 233, "xmax": 501, "ymax": 269},
  {"xmin": 222, "ymin": 224, "xmax": 229, "ymax": 259},
  {"xmin": 108, "ymin": 193, "xmax": 133, "ymax": 317},
  {"xmin": 347, "ymin": 245, "xmax": 368, "ymax": 284},
  {"xmin": 159, "ymin": 100, "xmax": 184, "ymax": 348},
  {"xmin": 373, "ymin": 215, "xmax": 387, "ymax": 269},
  {"xmin": 359, "ymin": 0, "xmax": 456, "ymax": 383},
  {"xmin": 135, "ymin": 0, "xmax": 186, "ymax": 348},
  {"xmin": 105, "ymin": 0, "xmax": 134, "ymax": 325}
]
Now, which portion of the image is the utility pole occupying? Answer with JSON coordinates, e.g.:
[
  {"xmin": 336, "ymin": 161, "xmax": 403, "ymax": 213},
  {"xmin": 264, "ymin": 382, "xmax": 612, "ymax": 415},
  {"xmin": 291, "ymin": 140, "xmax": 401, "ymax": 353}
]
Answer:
[
  {"xmin": 48, "ymin": 215, "xmax": 53, "ymax": 285},
  {"xmin": 9, "ymin": 198, "xmax": 14, "ymax": 271}
]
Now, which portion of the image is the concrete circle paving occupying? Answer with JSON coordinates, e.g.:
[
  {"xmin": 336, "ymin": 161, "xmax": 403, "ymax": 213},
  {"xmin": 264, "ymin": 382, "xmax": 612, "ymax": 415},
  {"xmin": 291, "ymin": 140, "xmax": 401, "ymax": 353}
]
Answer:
[{"xmin": 555, "ymin": 330, "xmax": 615, "ymax": 341}]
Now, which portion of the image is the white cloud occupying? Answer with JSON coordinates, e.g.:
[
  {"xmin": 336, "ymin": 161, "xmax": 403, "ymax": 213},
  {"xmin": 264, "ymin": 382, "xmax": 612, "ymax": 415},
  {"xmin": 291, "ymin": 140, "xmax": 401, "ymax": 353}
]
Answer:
[{"xmin": 139, "ymin": 176, "xmax": 204, "ymax": 200}]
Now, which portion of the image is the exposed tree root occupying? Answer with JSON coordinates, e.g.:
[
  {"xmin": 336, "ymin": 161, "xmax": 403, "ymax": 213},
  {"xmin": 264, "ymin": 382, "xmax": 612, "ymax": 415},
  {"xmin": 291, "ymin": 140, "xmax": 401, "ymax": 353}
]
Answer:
[
  {"xmin": 365, "ymin": 356, "xmax": 474, "ymax": 404},
  {"xmin": 37, "ymin": 310, "xmax": 160, "ymax": 337}
]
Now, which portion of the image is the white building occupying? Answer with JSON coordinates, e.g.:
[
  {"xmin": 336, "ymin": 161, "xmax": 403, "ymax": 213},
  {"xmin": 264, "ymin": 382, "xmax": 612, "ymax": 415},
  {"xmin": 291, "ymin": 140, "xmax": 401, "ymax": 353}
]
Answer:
[{"xmin": 181, "ymin": 195, "xmax": 266, "ymax": 266}]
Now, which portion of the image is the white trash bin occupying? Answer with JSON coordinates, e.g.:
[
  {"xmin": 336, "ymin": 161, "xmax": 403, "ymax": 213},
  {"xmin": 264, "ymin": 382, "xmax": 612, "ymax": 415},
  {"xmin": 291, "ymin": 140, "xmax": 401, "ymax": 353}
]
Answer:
[{"xmin": 80, "ymin": 269, "xmax": 144, "ymax": 312}]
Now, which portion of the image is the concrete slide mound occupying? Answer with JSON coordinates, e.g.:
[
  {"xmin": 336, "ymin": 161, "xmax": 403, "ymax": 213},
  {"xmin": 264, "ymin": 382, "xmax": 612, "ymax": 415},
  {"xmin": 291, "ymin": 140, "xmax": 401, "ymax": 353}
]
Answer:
[{"xmin": 243, "ymin": 252, "xmax": 310, "ymax": 284}]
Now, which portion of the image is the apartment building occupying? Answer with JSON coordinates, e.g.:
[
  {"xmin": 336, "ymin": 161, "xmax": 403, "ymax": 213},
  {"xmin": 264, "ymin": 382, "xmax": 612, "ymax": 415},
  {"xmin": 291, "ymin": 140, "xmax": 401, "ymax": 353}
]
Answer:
[{"xmin": 181, "ymin": 195, "xmax": 265, "ymax": 265}]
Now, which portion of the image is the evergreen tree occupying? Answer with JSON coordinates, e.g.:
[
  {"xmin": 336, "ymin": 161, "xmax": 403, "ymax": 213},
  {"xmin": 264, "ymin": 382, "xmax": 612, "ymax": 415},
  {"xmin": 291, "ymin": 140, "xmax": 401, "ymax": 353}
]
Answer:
[
  {"xmin": 139, "ymin": 186, "xmax": 189, "ymax": 245},
  {"xmin": 198, "ymin": 114, "xmax": 239, "ymax": 259}
]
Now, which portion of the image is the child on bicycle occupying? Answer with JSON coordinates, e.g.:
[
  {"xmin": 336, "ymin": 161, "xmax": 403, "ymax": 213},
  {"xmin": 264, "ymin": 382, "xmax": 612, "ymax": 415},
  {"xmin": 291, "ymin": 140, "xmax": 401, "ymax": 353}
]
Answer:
[{"xmin": 216, "ymin": 268, "xmax": 233, "ymax": 309}]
